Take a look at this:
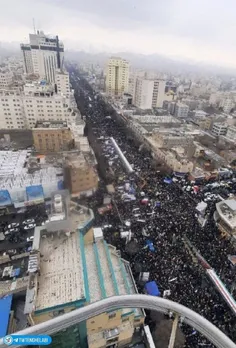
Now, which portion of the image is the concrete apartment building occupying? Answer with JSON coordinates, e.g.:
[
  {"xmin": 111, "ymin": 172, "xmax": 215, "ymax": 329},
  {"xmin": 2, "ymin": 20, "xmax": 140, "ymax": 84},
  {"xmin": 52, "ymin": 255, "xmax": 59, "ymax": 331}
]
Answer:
[
  {"xmin": 21, "ymin": 31, "xmax": 64, "ymax": 83},
  {"xmin": 128, "ymin": 115, "xmax": 181, "ymax": 140},
  {"xmin": 32, "ymin": 121, "xmax": 74, "ymax": 152},
  {"xmin": 174, "ymin": 103, "xmax": 189, "ymax": 118},
  {"xmin": 0, "ymin": 76, "xmax": 77, "ymax": 130},
  {"xmin": 215, "ymin": 199, "xmax": 236, "ymax": 238},
  {"xmin": 0, "ymin": 69, "xmax": 14, "ymax": 89},
  {"xmin": 226, "ymin": 126, "xmax": 236, "ymax": 141},
  {"xmin": 105, "ymin": 57, "xmax": 129, "ymax": 97},
  {"xmin": 147, "ymin": 136, "xmax": 194, "ymax": 173},
  {"xmin": 132, "ymin": 78, "xmax": 167, "ymax": 109},
  {"xmin": 219, "ymin": 98, "xmax": 235, "ymax": 113},
  {"xmin": 212, "ymin": 122, "xmax": 228, "ymax": 136},
  {"xmin": 152, "ymin": 129, "xmax": 194, "ymax": 149},
  {"xmin": 24, "ymin": 212, "xmax": 145, "ymax": 348},
  {"xmin": 55, "ymin": 69, "xmax": 70, "ymax": 96},
  {"xmin": 152, "ymin": 79, "xmax": 166, "ymax": 108},
  {"xmin": 134, "ymin": 78, "xmax": 154, "ymax": 109},
  {"xmin": 128, "ymin": 74, "xmax": 137, "ymax": 99},
  {"xmin": 64, "ymin": 152, "xmax": 98, "ymax": 197}
]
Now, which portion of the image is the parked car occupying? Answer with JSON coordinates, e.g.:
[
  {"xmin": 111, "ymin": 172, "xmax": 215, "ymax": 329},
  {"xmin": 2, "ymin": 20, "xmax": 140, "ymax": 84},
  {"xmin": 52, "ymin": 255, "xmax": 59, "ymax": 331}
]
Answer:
[
  {"xmin": 22, "ymin": 219, "xmax": 35, "ymax": 225},
  {"xmin": 24, "ymin": 223, "xmax": 36, "ymax": 230},
  {"xmin": 5, "ymin": 228, "xmax": 19, "ymax": 235},
  {"xmin": 8, "ymin": 222, "xmax": 19, "ymax": 229}
]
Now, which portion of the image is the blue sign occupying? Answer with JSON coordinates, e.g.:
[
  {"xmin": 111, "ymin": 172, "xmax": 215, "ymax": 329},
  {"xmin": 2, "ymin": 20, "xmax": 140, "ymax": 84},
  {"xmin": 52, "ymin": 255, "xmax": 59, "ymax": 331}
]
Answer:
[
  {"xmin": 26, "ymin": 185, "xmax": 44, "ymax": 202},
  {"xmin": 3, "ymin": 335, "xmax": 52, "ymax": 346},
  {"xmin": 0, "ymin": 190, "xmax": 12, "ymax": 207}
]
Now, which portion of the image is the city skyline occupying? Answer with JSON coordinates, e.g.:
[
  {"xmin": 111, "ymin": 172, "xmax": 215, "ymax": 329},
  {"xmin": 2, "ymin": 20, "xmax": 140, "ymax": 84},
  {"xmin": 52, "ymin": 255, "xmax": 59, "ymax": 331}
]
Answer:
[{"xmin": 1, "ymin": 0, "xmax": 236, "ymax": 69}]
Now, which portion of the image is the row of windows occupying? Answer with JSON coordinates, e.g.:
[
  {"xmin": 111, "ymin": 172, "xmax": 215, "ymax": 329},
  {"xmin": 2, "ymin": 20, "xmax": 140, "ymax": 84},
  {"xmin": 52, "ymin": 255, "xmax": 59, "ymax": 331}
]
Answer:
[{"xmin": 1, "ymin": 99, "xmax": 20, "ymax": 102}]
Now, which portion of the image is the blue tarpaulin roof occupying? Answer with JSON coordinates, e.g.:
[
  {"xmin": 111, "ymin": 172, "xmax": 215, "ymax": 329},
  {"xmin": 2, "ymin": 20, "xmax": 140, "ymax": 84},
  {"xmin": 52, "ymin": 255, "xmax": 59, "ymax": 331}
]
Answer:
[
  {"xmin": 145, "ymin": 281, "xmax": 160, "ymax": 296},
  {"xmin": 164, "ymin": 178, "xmax": 172, "ymax": 184},
  {"xmin": 11, "ymin": 268, "xmax": 20, "ymax": 277},
  {"xmin": 0, "ymin": 295, "xmax": 12, "ymax": 338},
  {"xmin": 146, "ymin": 240, "xmax": 155, "ymax": 252}
]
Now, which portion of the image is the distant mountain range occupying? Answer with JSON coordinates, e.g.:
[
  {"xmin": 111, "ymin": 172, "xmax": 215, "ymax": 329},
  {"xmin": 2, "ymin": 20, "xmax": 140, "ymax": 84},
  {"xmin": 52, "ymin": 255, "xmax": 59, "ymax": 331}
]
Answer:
[
  {"xmin": 65, "ymin": 50, "xmax": 236, "ymax": 76},
  {"xmin": 1, "ymin": 41, "xmax": 236, "ymax": 76}
]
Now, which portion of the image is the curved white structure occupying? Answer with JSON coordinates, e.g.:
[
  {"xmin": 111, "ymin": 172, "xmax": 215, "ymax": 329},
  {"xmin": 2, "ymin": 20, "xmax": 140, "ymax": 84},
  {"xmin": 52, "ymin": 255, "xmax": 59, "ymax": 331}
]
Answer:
[
  {"xmin": 110, "ymin": 137, "xmax": 134, "ymax": 174},
  {"xmin": 206, "ymin": 269, "xmax": 236, "ymax": 315},
  {"xmin": 0, "ymin": 295, "xmax": 235, "ymax": 348}
]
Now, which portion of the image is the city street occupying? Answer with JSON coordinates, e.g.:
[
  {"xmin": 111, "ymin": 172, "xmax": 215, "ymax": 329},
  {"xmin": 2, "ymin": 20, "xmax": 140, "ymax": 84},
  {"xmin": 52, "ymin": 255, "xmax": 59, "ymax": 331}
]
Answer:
[{"xmin": 70, "ymin": 70, "xmax": 236, "ymax": 347}]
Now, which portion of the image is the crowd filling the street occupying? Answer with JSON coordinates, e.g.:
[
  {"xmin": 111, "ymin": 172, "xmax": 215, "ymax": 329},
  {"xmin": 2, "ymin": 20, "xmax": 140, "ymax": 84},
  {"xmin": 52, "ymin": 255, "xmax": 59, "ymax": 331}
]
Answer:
[{"xmin": 71, "ymin": 71, "xmax": 236, "ymax": 348}]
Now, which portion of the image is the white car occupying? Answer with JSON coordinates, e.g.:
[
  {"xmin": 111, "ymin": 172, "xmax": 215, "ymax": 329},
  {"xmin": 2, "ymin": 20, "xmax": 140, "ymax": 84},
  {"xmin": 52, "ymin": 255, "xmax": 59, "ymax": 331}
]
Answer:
[
  {"xmin": 8, "ymin": 223, "xmax": 19, "ymax": 229},
  {"xmin": 5, "ymin": 228, "xmax": 19, "ymax": 235},
  {"xmin": 24, "ymin": 223, "xmax": 36, "ymax": 230},
  {"xmin": 41, "ymin": 220, "xmax": 49, "ymax": 226},
  {"xmin": 23, "ymin": 219, "xmax": 35, "ymax": 225},
  {"xmin": 27, "ymin": 236, "xmax": 34, "ymax": 242}
]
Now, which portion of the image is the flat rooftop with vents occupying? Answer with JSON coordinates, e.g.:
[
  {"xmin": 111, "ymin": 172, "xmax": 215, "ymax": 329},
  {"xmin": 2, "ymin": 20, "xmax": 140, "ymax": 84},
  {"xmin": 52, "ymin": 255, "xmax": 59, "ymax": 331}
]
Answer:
[{"xmin": 216, "ymin": 199, "xmax": 236, "ymax": 233}]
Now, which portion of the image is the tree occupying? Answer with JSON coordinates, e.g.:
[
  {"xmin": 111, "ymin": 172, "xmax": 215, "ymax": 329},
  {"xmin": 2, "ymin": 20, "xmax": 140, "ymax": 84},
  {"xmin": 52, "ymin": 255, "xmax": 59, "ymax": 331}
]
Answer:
[{"xmin": 151, "ymin": 319, "xmax": 185, "ymax": 348}]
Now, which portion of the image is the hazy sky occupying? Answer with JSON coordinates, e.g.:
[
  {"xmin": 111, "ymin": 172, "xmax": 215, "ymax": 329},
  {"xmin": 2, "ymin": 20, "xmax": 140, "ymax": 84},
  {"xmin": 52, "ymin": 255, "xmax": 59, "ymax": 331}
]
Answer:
[{"xmin": 1, "ymin": 0, "xmax": 236, "ymax": 68}]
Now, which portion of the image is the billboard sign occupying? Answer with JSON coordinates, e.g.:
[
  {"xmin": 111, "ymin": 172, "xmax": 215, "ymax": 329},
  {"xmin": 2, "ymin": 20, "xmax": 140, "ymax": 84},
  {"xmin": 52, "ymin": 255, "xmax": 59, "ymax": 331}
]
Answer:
[{"xmin": 0, "ymin": 190, "xmax": 12, "ymax": 207}]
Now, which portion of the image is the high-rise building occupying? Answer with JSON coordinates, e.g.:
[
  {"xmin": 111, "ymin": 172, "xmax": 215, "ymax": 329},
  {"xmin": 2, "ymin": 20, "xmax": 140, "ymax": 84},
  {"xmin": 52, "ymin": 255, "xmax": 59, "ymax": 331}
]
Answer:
[
  {"xmin": 174, "ymin": 103, "xmax": 189, "ymax": 118},
  {"xmin": 21, "ymin": 31, "xmax": 64, "ymax": 83},
  {"xmin": 152, "ymin": 79, "xmax": 166, "ymax": 108},
  {"xmin": 55, "ymin": 70, "xmax": 70, "ymax": 96},
  {"xmin": 105, "ymin": 57, "xmax": 129, "ymax": 96},
  {"xmin": 134, "ymin": 78, "xmax": 154, "ymax": 109},
  {"xmin": 128, "ymin": 74, "xmax": 137, "ymax": 99}
]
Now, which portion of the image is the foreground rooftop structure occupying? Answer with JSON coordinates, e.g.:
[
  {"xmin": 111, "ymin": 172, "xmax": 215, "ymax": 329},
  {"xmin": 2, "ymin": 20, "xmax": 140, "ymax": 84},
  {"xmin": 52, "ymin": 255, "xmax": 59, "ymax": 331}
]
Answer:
[
  {"xmin": 24, "ymin": 205, "xmax": 144, "ymax": 348},
  {"xmin": 2, "ymin": 295, "xmax": 235, "ymax": 348}
]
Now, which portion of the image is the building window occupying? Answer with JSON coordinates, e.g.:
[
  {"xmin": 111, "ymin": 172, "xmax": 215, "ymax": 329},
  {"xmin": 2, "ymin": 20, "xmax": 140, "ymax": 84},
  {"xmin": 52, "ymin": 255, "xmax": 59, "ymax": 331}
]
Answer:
[
  {"xmin": 108, "ymin": 312, "xmax": 116, "ymax": 320},
  {"xmin": 106, "ymin": 337, "xmax": 119, "ymax": 345}
]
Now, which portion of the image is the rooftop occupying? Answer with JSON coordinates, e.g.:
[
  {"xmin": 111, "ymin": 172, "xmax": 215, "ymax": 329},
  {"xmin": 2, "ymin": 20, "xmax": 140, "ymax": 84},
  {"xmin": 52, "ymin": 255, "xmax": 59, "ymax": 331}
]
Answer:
[
  {"xmin": 216, "ymin": 199, "xmax": 236, "ymax": 230},
  {"xmin": 65, "ymin": 152, "xmax": 88, "ymax": 169},
  {"xmin": 34, "ymin": 121, "xmax": 68, "ymax": 129},
  {"xmin": 131, "ymin": 115, "xmax": 179, "ymax": 124},
  {"xmin": 0, "ymin": 150, "xmax": 63, "ymax": 192},
  {"xmin": 25, "ymin": 220, "xmax": 143, "ymax": 319},
  {"xmin": 84, "ymin": 231, "xmax": 143, "ymax": 317},
  {"xmin": 35, "ymin": 231, "xmax": 84, "ymax": 311}
]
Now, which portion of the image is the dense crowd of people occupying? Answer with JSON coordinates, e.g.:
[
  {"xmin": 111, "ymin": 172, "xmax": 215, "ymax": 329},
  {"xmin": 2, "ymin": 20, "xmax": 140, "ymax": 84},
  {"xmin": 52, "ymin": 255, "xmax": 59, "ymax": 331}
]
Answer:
[{"xmin": 71, "ymin": 71, "xmax": 236, "ymax": 348}]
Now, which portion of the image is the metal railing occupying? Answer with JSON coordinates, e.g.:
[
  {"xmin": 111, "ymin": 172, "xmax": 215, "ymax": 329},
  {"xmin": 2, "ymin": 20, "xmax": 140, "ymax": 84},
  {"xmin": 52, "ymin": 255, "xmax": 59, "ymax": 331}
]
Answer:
[{"xmin": 0, "ymin": 295, "xmax": 235, "ymax": 348}]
